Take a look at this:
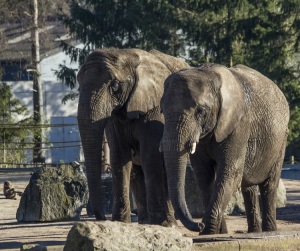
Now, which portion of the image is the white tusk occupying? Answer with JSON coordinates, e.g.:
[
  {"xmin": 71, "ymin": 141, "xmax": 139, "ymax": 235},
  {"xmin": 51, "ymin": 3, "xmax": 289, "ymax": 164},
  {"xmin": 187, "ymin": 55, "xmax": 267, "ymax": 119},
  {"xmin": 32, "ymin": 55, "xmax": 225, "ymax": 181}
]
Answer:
[
  {"xmin": 159, "ymin": 141, "xmax": 163, "ymax": 152},
  {"xmin": 190, "ymin": 142, "xmax": 196, "ymax": 154}
]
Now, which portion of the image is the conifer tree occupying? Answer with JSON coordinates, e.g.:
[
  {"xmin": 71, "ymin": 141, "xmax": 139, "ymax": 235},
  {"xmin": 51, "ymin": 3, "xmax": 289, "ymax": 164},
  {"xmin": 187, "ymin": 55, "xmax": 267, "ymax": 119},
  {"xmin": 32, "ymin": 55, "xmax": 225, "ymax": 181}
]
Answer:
[
  {"xmin": 183, "ymin": 0, "xmax": 300, "ymax": 148},
  {"xmin": 57, "ymin": 0, "xmax": 300, "ymax": 148},
  {"xmin": 0, "ymin": 83, "xmax": 34, "ymax": 165}
]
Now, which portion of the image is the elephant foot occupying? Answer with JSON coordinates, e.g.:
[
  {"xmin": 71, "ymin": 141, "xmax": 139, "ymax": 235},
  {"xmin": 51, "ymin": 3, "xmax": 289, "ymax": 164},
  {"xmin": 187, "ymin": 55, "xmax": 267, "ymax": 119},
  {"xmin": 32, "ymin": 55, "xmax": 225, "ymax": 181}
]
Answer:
[
  {"xmin": 112, "ymin": 213, "xmax": 131, "ymax": 223},
  {"xmin": 94, "ymin": 212, "xmax": 106, "ymax": 221},
  {"xmin": 95, "ymin": 215, "xmax": 107, "ymax": 221},
  {"xmin": 199, "ymin": 223, "xmax": 225, "ymax": 235},
  {"xmin": 112, "ymin": 218, "xmax": 131, "ymax": 223},
  {"xmin": 135, "ymin": 210, "xmax": 149, "ymax": 224},
  {"xmin": 262, "ymin": 225, "xmax": 277, "ymax": 232},
  {"xmin": 147, "ymin": 214, "xmax": 178, "ymax": 227},
  {"xmin": 137, "ymin": 214, "xmax": 149, "ymax": 224},
  {"xmin": 219, "ymin": 217, "xmax": 228, "ymax": 234},
  {"xmin": 138, "ymin": 219, "xmax": 150, "ymax": 224},
  {"xmin": 248, "ymin": 225, "xmax": 262, "ymax": 233},
  {"xmin": 161, "ymin": 216, "xmax": 178, "ymax": 228}
]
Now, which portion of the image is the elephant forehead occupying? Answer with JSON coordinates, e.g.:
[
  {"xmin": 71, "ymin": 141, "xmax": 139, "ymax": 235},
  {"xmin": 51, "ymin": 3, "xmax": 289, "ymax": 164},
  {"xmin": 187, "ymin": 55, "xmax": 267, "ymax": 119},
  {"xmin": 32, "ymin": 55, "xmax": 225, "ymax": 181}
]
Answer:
[
  {"xmin": 79, "ymin": 65, "xmax": 111, "ymax": 85},
  {"xmin": 162, "ymin": 82, "xmax": 195, "ymax": 111},
  {"xmin": 163, "ymin": 73, "xmax": 215, "ymax": 113},
  {"xmin": 190, "ymin": 82, "xmax": 215, "ymax": 105}
]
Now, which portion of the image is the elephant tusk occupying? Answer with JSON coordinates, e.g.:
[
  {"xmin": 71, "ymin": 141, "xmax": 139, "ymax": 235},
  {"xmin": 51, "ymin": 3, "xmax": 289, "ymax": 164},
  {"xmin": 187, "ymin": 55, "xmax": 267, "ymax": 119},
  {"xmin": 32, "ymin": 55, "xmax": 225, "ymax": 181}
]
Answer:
[
  {"xmin": 159, "ymin": 141, "xmax": 163, "ymax": 152},
  {"xmin": 190, "ymin": 142, "xmax": 197, "ymax": 154}
]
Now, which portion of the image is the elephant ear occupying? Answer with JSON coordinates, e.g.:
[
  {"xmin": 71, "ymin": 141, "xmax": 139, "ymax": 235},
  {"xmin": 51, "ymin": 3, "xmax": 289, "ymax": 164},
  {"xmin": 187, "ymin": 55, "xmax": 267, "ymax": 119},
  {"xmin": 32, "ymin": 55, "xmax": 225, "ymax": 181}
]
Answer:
[
  {"xmin": 127, "ymin": 50, "xmax": 188, "ymax": 119},
  {"xmin": 212, "ymin": 65, "xmax": 246, "ymax": 142}
]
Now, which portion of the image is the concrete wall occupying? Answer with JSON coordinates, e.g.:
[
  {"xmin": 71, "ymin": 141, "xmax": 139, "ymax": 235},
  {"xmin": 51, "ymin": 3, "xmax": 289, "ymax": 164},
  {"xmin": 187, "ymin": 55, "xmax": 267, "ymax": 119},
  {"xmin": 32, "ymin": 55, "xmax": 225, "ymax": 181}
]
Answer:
[{"xmin": 7, "ymin": 49, "xmax": 83, "ymax": 164}]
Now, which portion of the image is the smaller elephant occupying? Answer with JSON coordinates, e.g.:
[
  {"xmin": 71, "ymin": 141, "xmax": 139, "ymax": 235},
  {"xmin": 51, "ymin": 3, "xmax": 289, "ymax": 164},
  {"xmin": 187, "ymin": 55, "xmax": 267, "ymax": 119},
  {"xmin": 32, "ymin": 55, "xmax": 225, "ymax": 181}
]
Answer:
[{"xmin": 160, "ymin": 63, "xmax": 289, "ymax": 234}]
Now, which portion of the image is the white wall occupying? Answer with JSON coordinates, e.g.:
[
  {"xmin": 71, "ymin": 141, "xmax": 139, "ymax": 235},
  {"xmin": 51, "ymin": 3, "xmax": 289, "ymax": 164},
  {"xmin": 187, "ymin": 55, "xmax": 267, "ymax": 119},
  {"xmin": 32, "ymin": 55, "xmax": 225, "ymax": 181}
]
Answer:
[{"xmin": 8, "ymin": 48, "xmax": 83, "ymax": 164}]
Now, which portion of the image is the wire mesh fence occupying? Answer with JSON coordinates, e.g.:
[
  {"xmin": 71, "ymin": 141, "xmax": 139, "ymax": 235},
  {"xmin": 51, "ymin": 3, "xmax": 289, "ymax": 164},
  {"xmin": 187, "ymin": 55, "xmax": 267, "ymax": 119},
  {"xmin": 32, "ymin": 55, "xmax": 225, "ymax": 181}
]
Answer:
[
  {"xmin": 0, "ymin": 122, "xmax": 299, "ymax": 173},
  {"xmin": 0, "ymin": 122, "xmax": 113, "ymax": 172}
]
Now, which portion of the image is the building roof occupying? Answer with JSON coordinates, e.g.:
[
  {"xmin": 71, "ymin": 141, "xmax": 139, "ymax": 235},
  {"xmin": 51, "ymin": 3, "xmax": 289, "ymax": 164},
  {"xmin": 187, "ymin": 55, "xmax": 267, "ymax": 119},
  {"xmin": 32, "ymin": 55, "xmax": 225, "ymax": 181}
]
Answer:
[{"xmin": 0, "ymin": 20, "xmax": 75, "ymax": 62}]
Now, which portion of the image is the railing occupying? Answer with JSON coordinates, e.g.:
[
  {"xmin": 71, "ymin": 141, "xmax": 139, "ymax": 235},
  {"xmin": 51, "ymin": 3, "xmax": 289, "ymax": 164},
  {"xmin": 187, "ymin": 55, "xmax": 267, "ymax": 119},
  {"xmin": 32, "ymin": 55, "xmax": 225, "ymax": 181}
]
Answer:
[{"xmin": 0, "ymin": 161, "xmax": 85, "ymax": 169}]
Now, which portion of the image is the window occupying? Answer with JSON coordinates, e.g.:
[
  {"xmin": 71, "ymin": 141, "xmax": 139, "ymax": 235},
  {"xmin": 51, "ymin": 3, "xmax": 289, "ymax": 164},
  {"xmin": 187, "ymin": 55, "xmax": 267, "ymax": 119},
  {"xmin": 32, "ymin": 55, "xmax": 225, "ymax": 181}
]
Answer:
[{"xmin": 1, "ymin": 60, "xmax": 33, "ymax": 81}]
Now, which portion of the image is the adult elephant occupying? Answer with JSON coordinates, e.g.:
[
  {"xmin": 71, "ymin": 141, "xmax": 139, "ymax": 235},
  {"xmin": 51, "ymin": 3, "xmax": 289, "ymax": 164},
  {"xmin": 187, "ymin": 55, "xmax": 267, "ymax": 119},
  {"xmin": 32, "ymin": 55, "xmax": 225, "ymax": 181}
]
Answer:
[
  {"xmin": 160, "ymin": 63, "xmax": 289, "ymax": 234},
  {"xmin": 77, "ymin": 48, "xmax": 189, "ymax": 226}
]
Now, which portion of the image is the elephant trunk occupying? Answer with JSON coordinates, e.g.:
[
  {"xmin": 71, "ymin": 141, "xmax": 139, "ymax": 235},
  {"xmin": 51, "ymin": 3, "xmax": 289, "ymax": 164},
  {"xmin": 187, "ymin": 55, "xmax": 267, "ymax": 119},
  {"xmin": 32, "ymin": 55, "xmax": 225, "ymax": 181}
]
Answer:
[
  {"xmin": 162, "ymin": 115, "xmax": 203, "ymax": 232},
  {"xmin": 78, "ymin": 119, "xmax": 106, "ymax": 220},
  {"xmin": 77, "ymin": 84, "xmax": 113, "ymax": 220},
  {"xmin": 163, "ymin": 150, "xmax": 202, "ymax": 231}
]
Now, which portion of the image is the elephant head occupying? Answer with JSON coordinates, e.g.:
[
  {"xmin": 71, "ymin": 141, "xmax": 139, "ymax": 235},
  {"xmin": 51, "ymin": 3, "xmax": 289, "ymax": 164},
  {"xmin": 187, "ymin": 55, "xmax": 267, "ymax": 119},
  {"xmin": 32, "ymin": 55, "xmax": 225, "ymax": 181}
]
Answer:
[
  {"xmin": 160, "ymin": 64, "xmax": 246, "ymax": 231},
  {"xmin": 77, "ymin": 48, "xmax": 188, "ymax": 220}
]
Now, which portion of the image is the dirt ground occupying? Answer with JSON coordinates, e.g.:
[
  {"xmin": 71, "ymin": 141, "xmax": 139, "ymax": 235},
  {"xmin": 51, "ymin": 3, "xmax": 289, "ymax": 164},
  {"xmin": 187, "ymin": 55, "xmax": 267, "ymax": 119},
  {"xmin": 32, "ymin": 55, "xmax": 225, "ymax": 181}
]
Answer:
[{"xmin": 0, "ymin": 170, "xmax": 299, "ymax": 250}]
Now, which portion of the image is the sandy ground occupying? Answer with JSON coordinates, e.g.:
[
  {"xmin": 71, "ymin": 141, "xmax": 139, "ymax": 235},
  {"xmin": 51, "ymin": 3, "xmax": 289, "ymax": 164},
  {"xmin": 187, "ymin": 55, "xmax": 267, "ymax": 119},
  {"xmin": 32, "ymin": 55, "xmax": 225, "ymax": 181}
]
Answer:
[{"xmin": 0, "ymin": 170, "xmax": 299, "ymax": 250}]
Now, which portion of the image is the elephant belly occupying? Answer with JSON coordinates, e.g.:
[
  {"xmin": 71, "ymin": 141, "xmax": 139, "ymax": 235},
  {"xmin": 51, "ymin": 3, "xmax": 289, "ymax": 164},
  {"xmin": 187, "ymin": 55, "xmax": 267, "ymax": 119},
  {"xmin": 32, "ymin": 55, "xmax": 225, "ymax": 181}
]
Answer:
[{"xmin": 242, "ymin": 139, "xmax": 282, "ymax": 186}]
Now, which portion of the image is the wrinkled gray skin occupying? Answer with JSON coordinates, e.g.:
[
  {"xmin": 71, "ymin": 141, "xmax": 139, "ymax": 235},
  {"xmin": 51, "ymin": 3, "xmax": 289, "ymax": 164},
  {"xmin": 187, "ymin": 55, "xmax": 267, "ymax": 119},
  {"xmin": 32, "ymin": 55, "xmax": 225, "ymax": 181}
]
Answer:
[
  {"xmin": 77, "ymin": 48, "xmax": 189, "ymax": 226},
  {"xmin": 160, "ymin": 63, "xmax": 289, "ymax": 234}
]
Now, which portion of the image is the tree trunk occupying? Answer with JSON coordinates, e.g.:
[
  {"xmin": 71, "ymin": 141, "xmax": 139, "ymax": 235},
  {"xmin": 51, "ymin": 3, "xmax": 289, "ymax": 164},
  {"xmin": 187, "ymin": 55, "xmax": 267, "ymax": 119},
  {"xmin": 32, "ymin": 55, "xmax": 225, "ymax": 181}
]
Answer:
[{"xmin": 30, "ymin": 0, "xmax": 44, "ymax": 163}]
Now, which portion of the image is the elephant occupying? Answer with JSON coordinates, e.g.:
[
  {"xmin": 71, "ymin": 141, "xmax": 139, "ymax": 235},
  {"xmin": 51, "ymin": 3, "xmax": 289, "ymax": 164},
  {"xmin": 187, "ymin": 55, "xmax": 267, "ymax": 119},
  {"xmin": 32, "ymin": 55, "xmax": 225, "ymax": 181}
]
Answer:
[
  {"xmin": 77, "ymin": 48, "xmax": 189, "ymax": 226},
  {"xmin": 160, "ymin": 63, "xmax": 289, "ymax": 234}
]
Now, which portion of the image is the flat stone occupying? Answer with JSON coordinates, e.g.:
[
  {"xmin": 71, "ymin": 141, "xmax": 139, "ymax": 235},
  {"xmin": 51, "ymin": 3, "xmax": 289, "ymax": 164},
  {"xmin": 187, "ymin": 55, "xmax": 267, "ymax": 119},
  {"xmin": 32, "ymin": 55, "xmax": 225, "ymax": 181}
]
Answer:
[{"xmin": 64, "ymin": 221, "xmax": 193, "ymax": 251}]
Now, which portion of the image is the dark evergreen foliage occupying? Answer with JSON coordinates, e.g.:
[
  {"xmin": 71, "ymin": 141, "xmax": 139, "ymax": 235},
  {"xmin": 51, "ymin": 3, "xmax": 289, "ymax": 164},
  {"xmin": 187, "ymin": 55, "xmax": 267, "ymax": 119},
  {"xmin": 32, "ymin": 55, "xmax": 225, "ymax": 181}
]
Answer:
[
  {"xmin": 0, "ymin": 83, "xmax": 34, "ymax": 163},
  {"xmin": 52, "ymin": 0, "xmax": 300, "ymax": 147}
]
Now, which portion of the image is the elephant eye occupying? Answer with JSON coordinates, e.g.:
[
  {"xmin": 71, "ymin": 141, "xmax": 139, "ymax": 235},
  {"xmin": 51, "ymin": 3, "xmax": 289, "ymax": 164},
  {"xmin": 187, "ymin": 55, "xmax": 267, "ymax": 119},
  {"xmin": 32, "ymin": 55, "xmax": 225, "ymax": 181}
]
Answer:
[
  {"xmin": 195, "ymin": 106, "xmax": 206, "ymax": 119},
  {"xmin": 110, "ymin": 80, "xmax": 121, "ymax": 93}
]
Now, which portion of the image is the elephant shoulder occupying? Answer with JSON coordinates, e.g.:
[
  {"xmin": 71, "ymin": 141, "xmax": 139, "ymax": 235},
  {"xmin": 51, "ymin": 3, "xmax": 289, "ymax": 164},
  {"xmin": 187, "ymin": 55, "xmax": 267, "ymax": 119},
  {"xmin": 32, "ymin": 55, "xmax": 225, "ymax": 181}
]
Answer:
[
  {"xmin": 231, "ymin": 64, "xmax": 266, "ymax": 78},
  {"xmin": 149, "ymin": 49, "xmax": 189, "ymax": 72}
]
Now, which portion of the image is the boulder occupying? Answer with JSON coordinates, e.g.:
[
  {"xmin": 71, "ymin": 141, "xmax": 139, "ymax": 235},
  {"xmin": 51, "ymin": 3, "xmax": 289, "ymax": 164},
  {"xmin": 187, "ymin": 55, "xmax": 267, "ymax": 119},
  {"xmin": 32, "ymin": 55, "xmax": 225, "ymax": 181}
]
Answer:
[
  {"xmin": 225, "ymin": 188, "xmax": 245, "ymax": 215},
  {"xmin": 64, "ymin": 221, "xmax": 193, "ymax": 251},
  {"xmin": 276, "ymin": 178, "xmax": 287, "ymax": 208},
  {"xmin": 16, "ymin": 164, "xmax": 88, "ymax": 222},
  {"xmin": 20, "ymin": 244, "xmax": 46, "ymax": 251}
]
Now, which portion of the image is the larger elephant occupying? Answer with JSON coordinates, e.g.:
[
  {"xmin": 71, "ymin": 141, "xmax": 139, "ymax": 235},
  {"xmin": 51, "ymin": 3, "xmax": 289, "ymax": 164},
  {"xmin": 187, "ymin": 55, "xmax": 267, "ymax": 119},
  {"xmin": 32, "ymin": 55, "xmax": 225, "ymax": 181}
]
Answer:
[
  {"xmin": 77, "ymin": 48, "xmax": 189, "ymax": 225},
  {"xmin": 160, "ymin": 63, "xmax": 289, "ymax": 234}
]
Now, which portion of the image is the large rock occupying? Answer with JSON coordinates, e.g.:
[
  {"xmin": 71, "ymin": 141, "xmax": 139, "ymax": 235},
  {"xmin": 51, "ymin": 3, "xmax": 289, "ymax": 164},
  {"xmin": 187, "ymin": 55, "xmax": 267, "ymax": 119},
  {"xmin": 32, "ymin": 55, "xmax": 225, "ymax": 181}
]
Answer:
[
  {"xmin": 64, "ymin": 221, "xmax": 193, "ymax": 251},
  {"xmin": 16, "ymin": 165, "xmax": 89, "ymax": 222},
  {"xmin": 276, "ymin": 178, "xmax": 287, "ymax": 208}
]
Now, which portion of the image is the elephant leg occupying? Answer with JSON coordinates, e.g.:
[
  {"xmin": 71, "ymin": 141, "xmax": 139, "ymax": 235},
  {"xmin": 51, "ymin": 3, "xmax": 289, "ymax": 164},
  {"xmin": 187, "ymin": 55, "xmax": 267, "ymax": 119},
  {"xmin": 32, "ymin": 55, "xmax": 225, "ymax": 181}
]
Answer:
[
  {"xmin": 106, "ymin": 120, "xmax": 134, "ymax": 223},
  {"xmin": 111, "ymin": 160, "xmax": 132, "ymax": 222},
  {"xmin": 130, "ymin": 164, "xmax": 149, "ymax": 224},
  {"xmin": 142, "ymin": 161, "xmax": 168, "ymax": 225},
  {"xmin": 259, "ymin": 143, "xmax": 285, "ymax": 232},
  {"xmin": 191, "ymin": 158, "xmax": 215, "ymax": 213},
  {"xmin": 219, "ymin": 216, "xmax": 228, "ymax": 234},
  {"xmin": 137, "ymin": 118, "xmax": 176, "ymax": 227},
  {"xmin": 140, "ymin": 149, "xmax": 176, "ymax": 226},
  {"xmin": 201, "ymin": 166, "xmax": 243, "ymax": 235},
  {"xmin": 190, "ymin": 157, "xmax": 229, "ymax": 233},
  {"xmin": 242, "ymin": 185, "xmax": 262, "ymax": 233},
  {"xmin": 162, "ymin": 166, "xmax": 178, "ymax": 227},
  {"xmin": 259, "ymin": 176, "xmax": 280, "ymax": 232}
]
